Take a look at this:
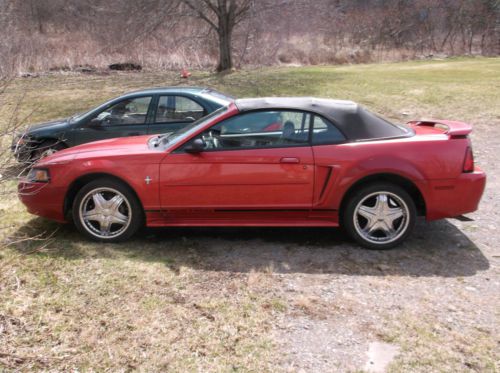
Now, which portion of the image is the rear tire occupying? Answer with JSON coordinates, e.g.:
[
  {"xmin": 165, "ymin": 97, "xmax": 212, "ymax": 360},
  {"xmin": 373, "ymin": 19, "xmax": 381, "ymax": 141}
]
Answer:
[
  {"xmin": 72, "ymin": 178, "xmax": 144, "ymax": 242},
  {"xmin": 342, "ymin": 182, "xmax": 416, "ymax": 250}
]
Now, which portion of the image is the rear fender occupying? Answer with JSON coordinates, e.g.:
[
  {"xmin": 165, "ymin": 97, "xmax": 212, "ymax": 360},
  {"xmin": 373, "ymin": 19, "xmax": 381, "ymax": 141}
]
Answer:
[{"xmin": 333, "ymin": 156, "xmax": 429, "ymax": 210}]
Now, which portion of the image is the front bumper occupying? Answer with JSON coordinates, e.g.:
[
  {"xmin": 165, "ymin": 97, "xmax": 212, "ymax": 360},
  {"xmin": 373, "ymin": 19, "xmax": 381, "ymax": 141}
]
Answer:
[
  {"xmin": 426, "ymin": 167, "xmax": 486, "ymax": 220},
  {"xmin": 11, "ymin": 135, "xmax": 37, "ymax": 162},
  {"xmin": 18, "ymin": 180, "xmax": 67, "ymax": 222}
]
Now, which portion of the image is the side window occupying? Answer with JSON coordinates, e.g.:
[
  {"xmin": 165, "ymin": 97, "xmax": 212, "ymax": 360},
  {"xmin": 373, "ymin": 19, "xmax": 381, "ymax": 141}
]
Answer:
[
  {"xmin": 187, "ymin": 110, "xmax": 311, "ymax": 151},
  {"xmin": 312, "ymin": 115, "xmax": 345, "ymax": 145},
  {"xmin": 155, "ymin": 96, "xmax": 205, "ymax": 123},
  {"xmin": 92, "ymin": 96, "xmax": 152, "ymax": 126}
]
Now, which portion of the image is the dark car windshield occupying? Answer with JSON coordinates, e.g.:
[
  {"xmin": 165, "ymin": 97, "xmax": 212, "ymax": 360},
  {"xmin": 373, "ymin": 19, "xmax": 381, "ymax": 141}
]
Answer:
[
  {"xmin": 69, "ymin": 110, "xmax": 91, "ymax": 123},
  {"xmin": 68, "ymin": 99, "xmax": 116, "ymax": 123}
]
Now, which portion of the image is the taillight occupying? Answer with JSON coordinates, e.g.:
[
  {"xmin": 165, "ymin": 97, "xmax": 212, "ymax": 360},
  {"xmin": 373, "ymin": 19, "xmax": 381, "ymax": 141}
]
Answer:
[{"xmin": 463, "ymin": 146, "xmax": 474, "ymax": 173}]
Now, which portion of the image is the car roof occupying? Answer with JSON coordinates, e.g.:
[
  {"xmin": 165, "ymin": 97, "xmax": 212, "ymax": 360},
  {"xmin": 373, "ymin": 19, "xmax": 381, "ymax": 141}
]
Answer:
[
  {"xmin": 122, "ymin": 86, "xmax": 234, "ymax": 98},
  {"xmin": 119, "ymin": 87, "xmax": 233, "ymax": 106},
  {"xmin": 125, "ymin": 86, "xmax": 208, "ymax": 96},
  {"xmin": 234, "ymin": 97, "xmax": 408, "ymax": 141}
]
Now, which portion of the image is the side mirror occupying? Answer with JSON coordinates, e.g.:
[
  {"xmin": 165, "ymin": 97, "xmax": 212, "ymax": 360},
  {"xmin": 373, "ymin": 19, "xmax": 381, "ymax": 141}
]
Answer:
[
  {"xmin": 88, "ymin": 118, "xmax": 103, "ymax": 128},
  {"xmin": 185, "ymin": 138, "xmax": 205, "ymax": 153},
  {"xmin": 185, "ymin": 116, "xmax": 195, "ymax": 122},
  {"xmin": 89, "ymin": 112, "xmax": 112, "ymax": 128}
]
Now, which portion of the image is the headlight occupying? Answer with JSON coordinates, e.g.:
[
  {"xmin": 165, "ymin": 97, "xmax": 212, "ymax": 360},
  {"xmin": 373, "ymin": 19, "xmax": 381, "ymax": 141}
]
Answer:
[
  {"xmin": 12, "ymin": 132, "xmax": 35, "ymax": 152},
  {"xmin": 27, "ymin": 168, "xmax": 50, "ymax": 183}
]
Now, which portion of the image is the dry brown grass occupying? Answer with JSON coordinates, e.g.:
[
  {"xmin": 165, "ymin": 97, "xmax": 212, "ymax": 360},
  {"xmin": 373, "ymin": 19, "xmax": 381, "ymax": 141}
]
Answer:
[
  {"xmin": 1, "ymin": 217, "xmax": 281, "ymax": 371},
  {"xmin": 381, "ymin": 312, "xmax": 499, "ymax": 372}
]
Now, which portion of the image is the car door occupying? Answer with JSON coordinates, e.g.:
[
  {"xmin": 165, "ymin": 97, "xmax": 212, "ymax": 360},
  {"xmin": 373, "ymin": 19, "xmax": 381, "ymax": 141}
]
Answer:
[
  {"xmin": 148, "ymin": 95, "xmax": 207, "ymax": 135},
  {"xmin": 159, "ymin": 110, "xmax": 314, "ymax": 213},
  {"xmin": 69, "ymin": 96, "xmax": 153, "ymax": 146}
]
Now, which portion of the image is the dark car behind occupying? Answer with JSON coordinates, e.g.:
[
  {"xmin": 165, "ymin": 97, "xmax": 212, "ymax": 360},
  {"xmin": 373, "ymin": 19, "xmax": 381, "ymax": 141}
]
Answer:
[{"xmin": 12, "ymin": 87, "xmax": 233, "ymax": 161}]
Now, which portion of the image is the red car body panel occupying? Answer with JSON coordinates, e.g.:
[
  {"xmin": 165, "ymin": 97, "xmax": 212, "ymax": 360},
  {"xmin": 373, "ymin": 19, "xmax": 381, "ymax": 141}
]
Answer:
[
  {"xmin": 18, "ymin": 102, "xmax": 486, "ymax": 228},
  {"xmin": 160, "ymin": 146, "xmax": 314, "ymax": 209}
]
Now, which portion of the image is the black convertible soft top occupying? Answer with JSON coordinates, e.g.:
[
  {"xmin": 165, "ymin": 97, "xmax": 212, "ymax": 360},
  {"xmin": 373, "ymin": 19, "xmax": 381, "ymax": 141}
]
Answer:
[{"xmin": 234, "ymin": 97, "xmax": 409, "ymax": 141}]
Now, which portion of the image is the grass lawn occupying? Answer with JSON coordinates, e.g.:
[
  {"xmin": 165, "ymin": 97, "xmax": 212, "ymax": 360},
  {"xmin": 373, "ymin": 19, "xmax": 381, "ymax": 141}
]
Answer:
[{"xmin": 1, "ymin": 57, "xmax": 499, "ymax": 371}]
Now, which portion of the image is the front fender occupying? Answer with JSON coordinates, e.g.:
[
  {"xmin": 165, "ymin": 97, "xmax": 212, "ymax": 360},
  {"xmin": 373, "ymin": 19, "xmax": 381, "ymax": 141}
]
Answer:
[{"xmin": 61, "ymin": 157, "xmax": 161, "ymax": 211}]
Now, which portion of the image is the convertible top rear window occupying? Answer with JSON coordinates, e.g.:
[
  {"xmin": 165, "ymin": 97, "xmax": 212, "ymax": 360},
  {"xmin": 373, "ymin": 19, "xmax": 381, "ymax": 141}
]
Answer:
[{"xmin": 344, "ymin": 107, "xmax": 408, "ymax": 140}]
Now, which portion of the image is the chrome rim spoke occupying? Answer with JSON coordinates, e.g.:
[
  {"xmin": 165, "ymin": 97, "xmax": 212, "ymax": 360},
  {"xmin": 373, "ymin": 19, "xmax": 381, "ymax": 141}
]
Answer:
[
  {"xmin": 385, "ymin": 208, "xmax": 404, "ymax": 225},
  {"xmin": 108, "ymin": 195, "xmax": 124, "ymax": 212},
  {"xmin": 358, "ymin": 205, "xmax": 377, "ymax": 221},
  {"xmin": 382, "ymin": 221, "xmax": 396, "ymax": 237},
  {"xmin": 366, "ymin": 221, "xmax": 382, "ymax": 234},
  {"xmin": 82, "ymin": 208, "xmax": 101, "ymax": 221},
  {"xmin": 110, "ymin": 211, "xmax": 128, "ymax": 225},
  {"xmin": 92, "ymin": 193, "xmax": 107, "ymax": 210},
  {"xmin": 374, "ymin": 194, "xmax": 388, "ymax": 211},
  {"xmin": 99, "ymin": 218, "xmax": 111, "ymax": 235}
]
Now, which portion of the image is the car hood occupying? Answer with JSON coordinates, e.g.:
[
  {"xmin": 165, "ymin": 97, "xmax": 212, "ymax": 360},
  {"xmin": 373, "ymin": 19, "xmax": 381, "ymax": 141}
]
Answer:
[
  {"xmin": 37, "ymin": 135, "xmax": 156, "ymax": 165},
  {"xmin": 26, "ymin": 118, "xmax": 69, "ymax": 134}
]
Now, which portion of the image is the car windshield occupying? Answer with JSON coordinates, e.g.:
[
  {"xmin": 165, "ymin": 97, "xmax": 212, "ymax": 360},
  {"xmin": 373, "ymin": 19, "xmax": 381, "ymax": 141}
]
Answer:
[
  {"xmin": 158, "ymin": 105, "xmax": 229, "ymax": 147},
  {"xmin": 69, "ymin": 111, "xmax": 88, "ymax": 123},
  {"xmin": 68, "ymin": 104, "xmax": 104, "ymax": 123}
]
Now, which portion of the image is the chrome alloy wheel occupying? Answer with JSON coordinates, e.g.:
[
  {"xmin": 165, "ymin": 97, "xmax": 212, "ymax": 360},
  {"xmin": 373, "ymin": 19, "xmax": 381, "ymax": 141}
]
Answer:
[
  {"xmin": 353, "ymin": 191, "xmax": 410, "ymax": 245},
  {"xmin": 78, "ymin": 187, "xmax": 132, "ymax": 239}
]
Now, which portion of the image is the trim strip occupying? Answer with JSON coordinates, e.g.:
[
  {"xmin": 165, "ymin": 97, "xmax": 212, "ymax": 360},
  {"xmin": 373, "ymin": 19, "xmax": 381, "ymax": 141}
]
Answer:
[{"xmin": 145, "ymin": 208, "xmax": 338, "ymax": 213}]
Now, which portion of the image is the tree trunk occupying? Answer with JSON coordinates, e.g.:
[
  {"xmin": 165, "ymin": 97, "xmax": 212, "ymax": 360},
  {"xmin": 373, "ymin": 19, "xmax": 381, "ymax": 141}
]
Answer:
[{"xmin": 217, "ymin": 23, "xmax": 233, "ymax": 71}]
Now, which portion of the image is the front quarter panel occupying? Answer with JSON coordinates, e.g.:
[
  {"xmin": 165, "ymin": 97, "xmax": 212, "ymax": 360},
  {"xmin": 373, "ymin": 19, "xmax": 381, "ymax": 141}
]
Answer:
[
  {"xmin": 69, "ymin": 153, "xmax": 162, "ymax": 210},
  {"xmin": 28, "ymin": 149, "xmax": 165, "ymax": 222}
]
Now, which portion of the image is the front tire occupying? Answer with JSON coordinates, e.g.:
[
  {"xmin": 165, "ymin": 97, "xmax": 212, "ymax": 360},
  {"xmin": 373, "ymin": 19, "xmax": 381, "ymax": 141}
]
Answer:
[
  {"xmin": 72, "ymin": 178, "xmax": 143, "ymax": 242},
  {"xmin": 342, "ymin": 183, "xmax": 416, "ymax": 250}
]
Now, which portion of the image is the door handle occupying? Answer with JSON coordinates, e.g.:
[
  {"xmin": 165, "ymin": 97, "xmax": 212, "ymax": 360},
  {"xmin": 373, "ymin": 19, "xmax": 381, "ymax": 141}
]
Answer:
[{"xmin": 280, "ymin": 157, "xmax": 300, "ymax": 164}]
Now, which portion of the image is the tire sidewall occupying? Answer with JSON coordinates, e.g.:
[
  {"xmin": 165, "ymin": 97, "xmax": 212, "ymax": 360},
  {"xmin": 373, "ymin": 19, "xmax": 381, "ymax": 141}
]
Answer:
[
  {"xmin": 342, "ymin": 183, "xmax": 416, "ymax": 250},
  {"xmin": 72, "ymin": 178, "xmax": 143, "ymax": 242}
]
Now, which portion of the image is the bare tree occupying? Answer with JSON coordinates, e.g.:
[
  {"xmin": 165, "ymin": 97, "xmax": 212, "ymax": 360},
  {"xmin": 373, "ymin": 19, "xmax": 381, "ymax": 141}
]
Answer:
[
  {"xmin": 0, "ymin": 79, "xmax": 33, "ymax": 197},
  {"xmin": 1, "ymin": 0, "xmax": 498, "ymax": 73},
  {"xmin": 182, "ymin": 0, "xmax": 254, "ymax": 71}
]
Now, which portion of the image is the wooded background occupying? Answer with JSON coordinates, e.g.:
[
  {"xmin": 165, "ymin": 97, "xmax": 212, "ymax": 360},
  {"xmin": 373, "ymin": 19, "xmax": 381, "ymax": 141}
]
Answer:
[{"xmin": 0, "ymin": 0, "xmax": 498, "ymax": 76}]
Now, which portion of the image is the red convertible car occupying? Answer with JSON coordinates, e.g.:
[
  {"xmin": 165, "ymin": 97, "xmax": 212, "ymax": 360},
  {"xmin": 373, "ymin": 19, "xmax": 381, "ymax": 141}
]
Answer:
[{"xmin": 18, "ymin": 98, "xmax": 486, "ymax": 249}]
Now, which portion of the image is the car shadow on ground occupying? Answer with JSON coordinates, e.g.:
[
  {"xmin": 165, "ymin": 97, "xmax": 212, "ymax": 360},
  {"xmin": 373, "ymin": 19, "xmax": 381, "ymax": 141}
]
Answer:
[{"xmin": 10, "ymin": 217, "xmax": 489, "ymax": 278}]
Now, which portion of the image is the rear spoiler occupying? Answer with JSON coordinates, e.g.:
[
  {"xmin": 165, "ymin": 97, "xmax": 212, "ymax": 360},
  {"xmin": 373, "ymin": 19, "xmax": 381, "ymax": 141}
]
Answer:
[{"xmin": 407, "ymin": 119, "xmax": 472, "ymax": 137}]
